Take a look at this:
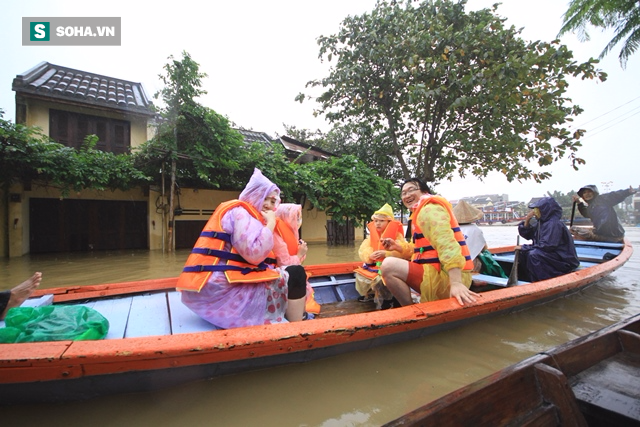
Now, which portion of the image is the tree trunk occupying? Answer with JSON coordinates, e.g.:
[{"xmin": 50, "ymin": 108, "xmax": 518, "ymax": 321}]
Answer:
[{"xmin": 168, "ymin": 157, "xmax": 176, "ymax": 252}]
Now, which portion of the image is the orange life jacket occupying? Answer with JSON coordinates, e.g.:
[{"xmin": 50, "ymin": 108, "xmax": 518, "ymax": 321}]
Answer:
[
  {"xmin": 273, "ymin": 218, "xmax": 321, "ymax": 314},
  {"xmin": 410, "ymin": 196, "xmax": 474, "ymax": 272},
  {"xmin": 354, "ymin": 220, "xmax": 404, "ymax": 280},
  {"xmin": 274, "ymin": 218, "xmax": 298, "ymax": 256},
  {"xmin": 177, "ymin": 200, "xmax": 280, "ymax": 292}
]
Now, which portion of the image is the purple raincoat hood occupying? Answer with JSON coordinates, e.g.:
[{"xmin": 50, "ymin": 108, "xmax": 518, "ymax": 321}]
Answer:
[{"xmin": 239, "ymin": 168, "xmax": 281, "ymax": 211}]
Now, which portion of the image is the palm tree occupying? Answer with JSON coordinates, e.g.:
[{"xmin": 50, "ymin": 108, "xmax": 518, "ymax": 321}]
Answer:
[{"xmin": 558, "ymin": 0, "xmax": 640, "ymax": 68}]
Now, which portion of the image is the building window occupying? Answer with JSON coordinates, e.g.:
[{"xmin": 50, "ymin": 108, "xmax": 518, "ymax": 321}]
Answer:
[{"xmin": 49, "ymin": 109, "xmax": 130, "ymax": 154}]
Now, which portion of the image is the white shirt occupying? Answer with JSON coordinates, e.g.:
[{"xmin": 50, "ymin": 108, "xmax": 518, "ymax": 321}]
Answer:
[{"xmin": 459, "ymin": 223, "xmax": 486, "ymax": 259}]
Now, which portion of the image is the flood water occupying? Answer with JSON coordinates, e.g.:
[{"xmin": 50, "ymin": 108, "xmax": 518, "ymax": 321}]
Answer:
[{"xmin": 2, "ymin": 226, "xmax": 639, "ymax": 426}]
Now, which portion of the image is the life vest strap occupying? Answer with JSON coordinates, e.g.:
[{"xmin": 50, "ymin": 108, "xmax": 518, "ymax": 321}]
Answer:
[
  {"xmin": 414, "ymin": 227, "xmax": 462, "ymax": 241},
  {"xmin": 412, "ymin": 255, "xmax": 472, "ymax": 264},
  {"xmin": 413, "ymin": 257, "xmax": 440, "ymax": 264},
  {"xmin": 192, "ymin": 247, "xmax": 245, "ymax": 262},
  {"xmin": 183, "ymin": 263, "xmax": 273, "ymax": 275},
  {"xmin": 199, "ymin": 230, "xmax": 232, "ymax": 242},
  {"xmin": 191, "ymin": 248, "xmax": 276, "ymax": 267},
  {"xmin": 361, "ymin": 262, "xmax": 379, "ymax": 273}
]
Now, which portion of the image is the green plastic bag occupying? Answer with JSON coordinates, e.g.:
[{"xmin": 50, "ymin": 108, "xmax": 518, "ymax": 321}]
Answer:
[
  {"xmin": 0, "ymin": 305, "xmax": 109, "ymax": 343},
  {"xmin": 478, "ymin": 249, "xmax": 508, "ymax": 278}
]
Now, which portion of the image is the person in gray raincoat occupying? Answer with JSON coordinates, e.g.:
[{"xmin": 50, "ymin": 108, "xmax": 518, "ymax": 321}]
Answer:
[
  {"xmin": 571, "ymin": 184, "xmax": 637, "ymax": 243},
  {"xmin": 517, "ymin": 197, "xmax": 579, "ymax": 282}
]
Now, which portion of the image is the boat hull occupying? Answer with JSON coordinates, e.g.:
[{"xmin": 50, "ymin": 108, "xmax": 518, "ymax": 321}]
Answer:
[
  {"xmin": 0, "ymin": 241, "xmax": 633, "ymax": 404},
  {"xmin": 384, "ymin": 311, "xmax": 640, "ymax": 426}
]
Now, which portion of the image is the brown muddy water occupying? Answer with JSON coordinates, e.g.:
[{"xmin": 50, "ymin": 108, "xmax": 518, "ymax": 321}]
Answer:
[{"xmin": 2, "ymin": 226, "xmax": 639, "ymax": 426}]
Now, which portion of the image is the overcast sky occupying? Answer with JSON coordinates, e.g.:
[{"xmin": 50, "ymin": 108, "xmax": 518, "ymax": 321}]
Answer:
[{"xmin": 2, "ymin": 0, "xmax": 638, "ymax": 203}]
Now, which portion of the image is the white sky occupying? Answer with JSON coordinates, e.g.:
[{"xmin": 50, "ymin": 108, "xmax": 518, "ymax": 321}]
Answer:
[{"xmin": 2, "ymin": 0, "xmax": 638, "ymax": 203}]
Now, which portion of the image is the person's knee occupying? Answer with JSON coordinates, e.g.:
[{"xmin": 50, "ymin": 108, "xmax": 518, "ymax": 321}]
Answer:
[
  {"xmin": 285, "ymin": 265, "xmax": 307, "ymax": 299},
  {"xmin": 380, "ymin": 257, "xmax": 401, "ymax": 278}
]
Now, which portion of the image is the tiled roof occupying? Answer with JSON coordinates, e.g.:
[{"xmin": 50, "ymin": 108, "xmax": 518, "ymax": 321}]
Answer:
[
  {"xmin": 236, "ymin": 129, "xmax": 275, "ymax": 144},
  {"xmin": 279, "ymin": 135, "xmax": 334, "ymax": 160},
  {"xmin": 12, "ymin": 61, "xmax": 155, "ymax": 117}
]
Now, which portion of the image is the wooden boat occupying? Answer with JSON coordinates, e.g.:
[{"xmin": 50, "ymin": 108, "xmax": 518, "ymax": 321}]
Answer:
[
  {"xmin": 0, "ymin": 239, "xmax": 632, "ymax": 404},
  {"xmin": 384, "ymin": 311, "xmax": 640, "ymax": 426}
]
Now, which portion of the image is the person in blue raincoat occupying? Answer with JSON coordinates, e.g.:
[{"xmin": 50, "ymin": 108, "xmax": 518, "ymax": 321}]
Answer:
[{"xmin": 516, "ymin": 197, "xmax": 579, "ymax": 282}]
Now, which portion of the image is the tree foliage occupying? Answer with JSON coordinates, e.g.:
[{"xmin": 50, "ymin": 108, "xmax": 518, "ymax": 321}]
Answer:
[
  {"xmin": 283, "ymin": 123, "xmax": 404, "ymax": 183},
  {"xmin": 242, "ymin": 140, "xmax": 397, "ymax": 226},
  {"xmin": 558, "ymin": 0, "xmax": 640, "ymax": 68},
  {"xmin": 1, "ymin": 111, "xmax": 148, "ymax": 197},
  {"xmin": 133, "ymin": 105, "xmax": 247, "ymax": 189},
  {"xmin": 299, "ymin": 155, "xmax": 397, "ymax": 225},
  {"xmin": 298, "ymin": 0, "xmax": 606, "ymax": 189},
  {"xmin": 134, "ymin": 51, "xmax": 247, "ymax": 190}
]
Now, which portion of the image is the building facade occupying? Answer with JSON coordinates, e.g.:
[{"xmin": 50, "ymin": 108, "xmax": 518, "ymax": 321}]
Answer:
[{"xmin": 2, "ymin": 62, "xmax": 358, "ymax": 258}]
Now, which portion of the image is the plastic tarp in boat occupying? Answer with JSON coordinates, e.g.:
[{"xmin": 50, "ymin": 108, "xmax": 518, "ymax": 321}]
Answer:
[{"xmin": 0, "ymin": 305, "xmax": 109, "ymax": 343}]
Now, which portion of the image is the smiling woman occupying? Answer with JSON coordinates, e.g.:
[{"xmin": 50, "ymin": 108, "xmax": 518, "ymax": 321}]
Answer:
[{"xmin": 379, "ymin": 177, "xmax": 479, "ymax": 308}]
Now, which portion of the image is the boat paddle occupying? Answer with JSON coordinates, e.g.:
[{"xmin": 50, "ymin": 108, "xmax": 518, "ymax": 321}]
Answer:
[
  {"xmin": 506, "ymin": 236, "xmax": 520, "ymax": 287},
  {"xmin": 569, "ymin": 201, "xmax": 577, "ymax": 228}
]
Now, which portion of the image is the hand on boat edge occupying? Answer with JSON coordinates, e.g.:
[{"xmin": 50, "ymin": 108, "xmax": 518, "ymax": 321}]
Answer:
[{"xmin": 450, "ymin": 281, "xmax": 480, "ymax": 306}]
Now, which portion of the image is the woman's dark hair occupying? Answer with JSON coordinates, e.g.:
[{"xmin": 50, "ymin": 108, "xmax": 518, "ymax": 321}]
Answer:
[
  {"xmin": 402, "ymin": 177, "xmax": 431, "ymax": 194},
  {"xmin": 401, "ymin": 178, "xmax": 431, "ymax": 241}
]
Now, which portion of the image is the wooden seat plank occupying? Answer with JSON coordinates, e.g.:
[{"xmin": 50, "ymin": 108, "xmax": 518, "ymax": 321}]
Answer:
[
  {"xmin": 492, "ymin": 254, "xmax": 515, "ymax": 263},
  {"xmin": 167, "ymin": 291, "xmax": 217, "ymax": 334},
  {"xmin": 570, "ymin": 350, "xmax": 640, "ymax": 423},
  {"xmin": 573, "ymin": 241, "xmax": 624, "ymax": 249},
  {"xmin": 124, "ymin": 292, "xmax": 171, "ymax": 338},
  {"xmin": 87, "ymin": 297, "xmax": 133, "ymax": 340},
  {"xmin": 472, "ymin": 273, "xmax": 529, "ymax": 287},
  {"xmin": 21, "ymin": 295, "xmax": 54, "ymax": 309},
  {"xmin": 314, "ymin": 286, "xmax": 340, "ymax": 304}
]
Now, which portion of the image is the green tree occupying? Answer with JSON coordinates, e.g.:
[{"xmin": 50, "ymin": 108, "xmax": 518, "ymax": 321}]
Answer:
[
  {"xmin": 298, "ymin": 0, "xmax": 606, "ymax": 190},
  {"xmin": 283, "ymin": 123, "xmax": 403, "ymax": 183},
  {"xmin": 247, "ymin": 142, "xmax": 303, "ymax": 203},
  {"xmin": 139, "ymin": 51, "xmax": 246, "ymax": 250},
  {"xmin": 300, "ymin": 155, "xmax": 397, "ymax": 227},
  {"xmin": 1, "ymin": 111, "xmax": 147, "ymax": 196},
  {"xmin": 153, "ymin": 51, "xmax": 206, "ymax": 251},
  {"xmin": 134, "ymin": 105, "xmax": 246, "ymax": 189},
  {"xmin": 243, "ymin": 140, "xmax": 398, "ymax": 229},
  {"xmin": 558, "ymin": 0, "xmax": 640, "ymax": 68}
]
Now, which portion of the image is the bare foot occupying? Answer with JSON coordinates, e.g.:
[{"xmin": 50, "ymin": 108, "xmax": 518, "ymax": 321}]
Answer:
[{"xmin": 1, "ymin": 272, "xmax": 42, "ymax": 320}]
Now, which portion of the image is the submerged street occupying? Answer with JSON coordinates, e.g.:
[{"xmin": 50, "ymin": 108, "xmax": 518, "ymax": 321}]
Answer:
[{"xmin": 2, "ymin": 226, "xmax": 639, "ymax": 426}]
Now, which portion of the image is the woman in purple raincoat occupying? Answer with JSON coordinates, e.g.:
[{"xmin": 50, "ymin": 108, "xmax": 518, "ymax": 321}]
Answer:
[
  {"xmin": 180, "ymin": 169, "xmax": 307, "ymax": 329},
  {"xmin": 517, "ymin": 197, "xmax": 579, "ymax": 282}
]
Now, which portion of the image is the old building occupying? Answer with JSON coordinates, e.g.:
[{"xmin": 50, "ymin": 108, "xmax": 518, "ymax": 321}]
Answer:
[
  {"xmin": 3, "ymin": 62, "xmax": 157, "ymax": 257},
  {"xmin": 3, "ymin": 62, "xmax": 357, "ymax": 257}
]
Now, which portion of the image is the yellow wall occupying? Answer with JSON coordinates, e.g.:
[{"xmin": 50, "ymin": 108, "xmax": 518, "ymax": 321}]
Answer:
[
  {"xmin": 161, "ymin": 188, "xmax": 336, "ymax": 245},
  {"xmin": 5, "ymin": 183, "xmax": 26, "ymax": 258},
  {"xmin": 3, "ymin": 181, "xmax": 360, "ymax": 256}
]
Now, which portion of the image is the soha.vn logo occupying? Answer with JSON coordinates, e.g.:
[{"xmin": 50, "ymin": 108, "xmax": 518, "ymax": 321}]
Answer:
[{"xmin": 30, "ymin": 22, "xmax": 50, "ymax": 41}]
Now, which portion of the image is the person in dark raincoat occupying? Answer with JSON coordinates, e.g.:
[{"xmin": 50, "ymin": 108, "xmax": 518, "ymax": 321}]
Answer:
[
  {"xmin": 517, "ymin": 197, "xmax": 579, "ymax": 282},
  {"xmin": 570, "ymin": 184, "xmax": 637, "ymax": 243}
]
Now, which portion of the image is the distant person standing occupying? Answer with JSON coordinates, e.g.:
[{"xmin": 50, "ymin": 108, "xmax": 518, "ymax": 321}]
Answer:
[{"xmin": 571, "ymin": 185, "xmax": 637, "ymax": 243}]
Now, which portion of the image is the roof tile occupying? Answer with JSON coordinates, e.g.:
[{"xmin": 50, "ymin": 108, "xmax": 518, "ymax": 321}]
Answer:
[{"xmin": 13, "ymin": 62, "xmax": 154, "ymax": 117}]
